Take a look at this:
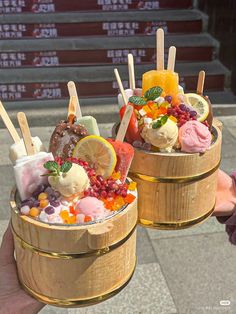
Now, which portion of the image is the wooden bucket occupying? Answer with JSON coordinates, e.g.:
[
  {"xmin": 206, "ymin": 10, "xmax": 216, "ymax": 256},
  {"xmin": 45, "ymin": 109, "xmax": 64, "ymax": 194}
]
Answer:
[
  {"xmin": 10, "ymin": 188, "xmax": 137, "ymax": 307},
  {"xmin": 129, "ymin": 126, "xmax": 222, "ymax": 230}
]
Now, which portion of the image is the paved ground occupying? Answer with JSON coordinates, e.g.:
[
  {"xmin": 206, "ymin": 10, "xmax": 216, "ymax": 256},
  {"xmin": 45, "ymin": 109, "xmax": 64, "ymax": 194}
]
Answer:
[{"xmin": 0, "ymin": 116, "xmax": 236, "ymax": 314}]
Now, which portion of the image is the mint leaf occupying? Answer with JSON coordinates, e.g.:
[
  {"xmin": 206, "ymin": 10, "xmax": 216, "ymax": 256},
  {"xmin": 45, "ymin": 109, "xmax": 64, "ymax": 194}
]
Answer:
[
  {"xmin": 129, "ymin": 96, "xmax": 147, "ymax": 106},
  {"xmin": 152, "ymin": 115, "xmax": 169, "ymax": 129},
  {"xmin": 144, "ymin": 86, "xmax": 163, "ymax": 101},
  {"xmin": 60, "ymin": 161, "xmax": 72, "ymax": 173},
  {"xmin": 44, "ymin": 161, "xmax": 59, "ymax": 173}
]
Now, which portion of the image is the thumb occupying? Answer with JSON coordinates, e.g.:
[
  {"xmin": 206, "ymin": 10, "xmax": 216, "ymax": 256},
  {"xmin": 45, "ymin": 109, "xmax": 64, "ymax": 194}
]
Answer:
[{"xmin": 0, "ymin": 223, "xmax": 15, "ymax": 266}]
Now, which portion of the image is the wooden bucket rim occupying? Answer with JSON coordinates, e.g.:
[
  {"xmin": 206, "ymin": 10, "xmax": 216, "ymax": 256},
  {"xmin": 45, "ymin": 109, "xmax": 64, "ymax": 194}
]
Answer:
[{"xmin": 10, "ymin": 185, "xmax": 137, "ymax": 231}]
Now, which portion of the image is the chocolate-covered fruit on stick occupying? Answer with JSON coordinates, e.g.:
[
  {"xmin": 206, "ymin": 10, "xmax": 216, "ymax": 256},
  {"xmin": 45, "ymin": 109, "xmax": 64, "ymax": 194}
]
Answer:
[
  {"xmin": 67, "ymin": 81, "xmax": 100, "ymax": 136},
  {"xmin": 49, "ymin": 96, "xmax": 88, "ymax": 158},
  {"xmin": 14, "ymin": 112, "xmax": 53, "ymax": 200},
  {"xmin": 0, "ymin": 101, "xmax": 45, "ymax": 163}
]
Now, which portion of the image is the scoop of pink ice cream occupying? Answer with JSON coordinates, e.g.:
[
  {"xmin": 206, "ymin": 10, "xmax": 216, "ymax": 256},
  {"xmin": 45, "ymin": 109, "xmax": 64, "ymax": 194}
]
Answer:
[
  {"xmin": 179, "ymin": 120, "xmax": 212, "ymax": 153},
  {"xmin": 75, "ymin": 197, "xmax": 106, "ymax": 219}
]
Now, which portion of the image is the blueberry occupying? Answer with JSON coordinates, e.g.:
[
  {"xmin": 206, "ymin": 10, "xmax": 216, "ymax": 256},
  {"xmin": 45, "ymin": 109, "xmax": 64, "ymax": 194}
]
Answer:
[
  {"xmin": 54, "ymin": 191, "xmax": 61, "ymax": 198},
  {"xmin": 50, "ymin": 200, "xmax": 60, "ymax": 207},
  {"xmin": 33, "ymin": 200, "xmax": 40, "ymax": 207},
  {"xmin": 44, "ymin": 187, "xmax": 54, "ymax": 196},
  {"xmin": 32, "ymin": 184, "xmax": 45, "ymax": 198},
  {"xmin": 45, "ymin": 206, "xmax": 55, "ymax": 215},
  {"xmin": 21, "ymin": 198, "xmax": 34, "ymax": 208},
  {"xmin": 165, "ymin": 95, "xmax": 172, "ymax": 103},
  {"xmin": 48, "ymin": 194, "xmax": 57, "ymax": 202},
  {"xmin": 190, "ymin": 110, "xmax": 197, "ymax": 117}
]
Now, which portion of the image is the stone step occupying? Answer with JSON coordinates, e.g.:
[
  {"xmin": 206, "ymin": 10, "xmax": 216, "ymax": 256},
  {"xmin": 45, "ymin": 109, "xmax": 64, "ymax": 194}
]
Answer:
[
  {"xmin": 0, "ymin": 60, "xmax": 231, "ymax": 102},
  {"xmin": 0, "ymin": 9, "xmax": 207, "ymax": 38},
  {"xmin": 0, "ymin": 0, "xmax": 194, "ymax": 14},
  {"xmin": 0, "ymin": 33, "xmax": 219, "ymax": 67}
]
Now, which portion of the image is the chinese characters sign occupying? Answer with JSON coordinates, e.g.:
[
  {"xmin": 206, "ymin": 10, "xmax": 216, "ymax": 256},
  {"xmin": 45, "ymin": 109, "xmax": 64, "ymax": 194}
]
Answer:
[{"xmin": 0, "ymin": 0, "xmax": 192, "ymax": 13}]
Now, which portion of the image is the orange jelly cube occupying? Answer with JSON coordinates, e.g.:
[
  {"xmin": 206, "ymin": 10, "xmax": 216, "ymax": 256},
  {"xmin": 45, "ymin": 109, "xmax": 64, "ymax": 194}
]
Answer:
[
  {"xmin": 84, "ymin": 216, "xmax": 92, "ymax": 222},
  {"xmin": 124, "ymin": 194, "xmax": 136, "ymax": 204}
]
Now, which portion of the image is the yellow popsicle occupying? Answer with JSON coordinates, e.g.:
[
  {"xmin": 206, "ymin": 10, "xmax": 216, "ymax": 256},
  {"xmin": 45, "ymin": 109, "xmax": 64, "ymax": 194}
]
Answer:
[{"xmin": 142, "ymin": 69, "xmax": 179, "ymax": 99}]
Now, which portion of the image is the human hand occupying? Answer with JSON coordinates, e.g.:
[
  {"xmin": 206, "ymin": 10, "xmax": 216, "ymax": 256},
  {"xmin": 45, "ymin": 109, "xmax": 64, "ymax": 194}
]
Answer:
[
  {"xmin": 0, "ymin": 224, "xmax": 44, "ymax": 314},
  {"xmin": 213, "ymin": 170, "xmax": 236, "ymax": 217}
]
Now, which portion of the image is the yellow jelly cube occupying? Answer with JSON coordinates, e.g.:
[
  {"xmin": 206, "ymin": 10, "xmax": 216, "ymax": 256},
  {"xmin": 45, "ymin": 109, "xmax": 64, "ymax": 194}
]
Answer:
[{"xmin": 128, "ymin": 182, "xmax": 137, "ymax": 191}]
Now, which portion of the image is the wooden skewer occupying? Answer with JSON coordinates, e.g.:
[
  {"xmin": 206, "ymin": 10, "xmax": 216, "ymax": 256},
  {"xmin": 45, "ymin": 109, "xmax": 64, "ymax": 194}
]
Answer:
[
  {"xmin": 17, "ymin": 112, "xmax": 36, "ymax": 156},
  {"xmin": 156, "ymin": 28, "xmax": 164, "ymax": 71},
  {"xmin": 167, "ymin": 46, "xmax": 176, "ymax": 72},
  {"xmin": 68, "ymin": 96, "xmax": 77, "ymax": 123},
  {"xmin": 0, "ymin": 101, "xmax": 20, "ymax": 143},
  {"xmin": 67, "ymin": 81, "xmax": 82, "ymax": 119},
  {"xmin": 114, "ymin": 68, "xmax": 128, "ymax": 105},
  {"xmin": 197, "ymin": 71, "xmax": 205, "ymax": 95},
  {"xmin": 116, "ymin": 105, "xmax": 133, "ymax": 142},
  {"xmin": 128, "ymin": 53, "xmax": 136, "ymax": 90}
]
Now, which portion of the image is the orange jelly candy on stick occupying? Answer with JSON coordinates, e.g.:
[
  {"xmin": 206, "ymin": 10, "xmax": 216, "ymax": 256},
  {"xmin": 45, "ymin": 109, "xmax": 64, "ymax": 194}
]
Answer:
[{"xmin": 142, "ymin": 29, "xmax": 179, "ymax": 99}]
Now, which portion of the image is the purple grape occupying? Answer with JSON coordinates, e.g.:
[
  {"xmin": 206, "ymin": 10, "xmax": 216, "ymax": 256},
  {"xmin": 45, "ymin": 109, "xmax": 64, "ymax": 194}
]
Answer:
[
  {"xmin": 179, "ymin": 104, "xmax": 187, "ymax": 112},
  {"xmin": 190, "ymin": 110, "xmax": 197, "ymax": 117},
  {"xmin": 142, "ymin": 143, "xmax": 152, "ymax": 151},
  {"xmin": 50, "ymin": 200, "xmax": 60, "ymax": 207},
  {"xmin": 165, "ymin": 95, "xmax": 172, "ymax": 103},
  {"xmin": 45, "ymin": 206, "xmax": 55, "ymax": 215},
  {"xmin": 185, "ymin": 107, "xmax": 190, "ymax": 112},
  {"xmin": 132, "ymin": 141, "xmax": 143, "ymax": 148}
]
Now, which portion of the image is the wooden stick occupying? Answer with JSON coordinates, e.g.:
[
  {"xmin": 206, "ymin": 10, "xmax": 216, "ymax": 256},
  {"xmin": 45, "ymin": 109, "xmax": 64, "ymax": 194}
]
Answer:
[
  {"xmin": 167, "ymin": 46, "xmax": 176, "ymax": 72},
  {"xmin": 114, "ymin": 68, "xmax": 128, "ymax": 105},
  {"xmin": 0, "ymin": 101, "xmax": 20, "ymax": 143},
  {"xmin": 67, "ymin": 81, "xmax": 82, "ymax": 119},
  {"xmin": 128, "ymin": 54, "xmax": 136, "ymax": 90},
  {"xmin": 17, "ymin": 112, "xmax": 35, "ymax": 156},
  {"xmin": 156, "ymin": 28, "xmax": 164, "ymax": 71},
  {"xmin": 197, "ymin": 71, "xmax": 205, "ymax": 95},
  {"xmin": 68, "ymin": 96, "xmax": 77, "ymax": 123},
  {"xmin": 116, "ymin": 105, "xmax": 133, "ymax": 142}
]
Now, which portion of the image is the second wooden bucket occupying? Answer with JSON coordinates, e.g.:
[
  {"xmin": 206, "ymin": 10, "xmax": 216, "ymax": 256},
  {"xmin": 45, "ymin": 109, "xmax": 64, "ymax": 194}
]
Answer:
[
  {"xmin": 10, "ymin": 188, "xmax": 137, "ymax": 307},
  {"xmin": 129, "ymin": 126, "xmax": 222, "ymax": 230}
]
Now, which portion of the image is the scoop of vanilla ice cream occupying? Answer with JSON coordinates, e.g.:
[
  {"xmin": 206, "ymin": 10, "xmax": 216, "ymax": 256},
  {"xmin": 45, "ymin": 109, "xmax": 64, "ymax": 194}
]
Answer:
[
  {"xmin": 48, "ymin": 163, "xmax": 90, "ymax": 197},
  {"xmin": 141, "ymin": 118, "xmax": 178, "ymax": 150}
]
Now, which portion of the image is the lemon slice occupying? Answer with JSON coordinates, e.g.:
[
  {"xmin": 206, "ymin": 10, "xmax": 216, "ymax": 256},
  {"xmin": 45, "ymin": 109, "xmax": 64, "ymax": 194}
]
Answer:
[
  {"xmin": 72, "ymin": 135, "xmax": 117, "ymax": 179},
  {"xmin": 185, "ymin": 93, "xmax": 209, "ymax": 122}
]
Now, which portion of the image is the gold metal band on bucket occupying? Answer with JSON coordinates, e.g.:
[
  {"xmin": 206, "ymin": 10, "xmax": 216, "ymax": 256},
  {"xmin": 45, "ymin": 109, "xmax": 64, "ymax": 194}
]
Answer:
[
  {"xmin": 20, "ymin": 260, "xmax": 136, "ymax": 307},
  {"xmin": 11, "ymin": 222, "xmax": 137, "ymax": 259},
  {"xmin": 129, "ymin": 160, "xmax": 220, "ymax": 184},
  {"xmin": 139, "ymin": 206, "xmax": 215, "ymax": 230}
]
